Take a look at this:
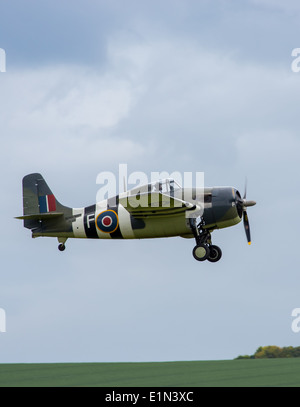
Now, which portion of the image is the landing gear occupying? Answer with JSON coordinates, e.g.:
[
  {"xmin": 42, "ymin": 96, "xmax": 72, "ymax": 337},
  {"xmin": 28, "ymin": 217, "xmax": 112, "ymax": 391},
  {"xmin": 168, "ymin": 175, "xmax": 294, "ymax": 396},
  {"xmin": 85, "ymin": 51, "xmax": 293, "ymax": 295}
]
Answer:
[
  {"xmin": 57, "ymin": 237, "xmax": 67, "ymax": 252},
  {"xmin": 189, "ymin": 217, "xmax": 222, "ymax": 263}
]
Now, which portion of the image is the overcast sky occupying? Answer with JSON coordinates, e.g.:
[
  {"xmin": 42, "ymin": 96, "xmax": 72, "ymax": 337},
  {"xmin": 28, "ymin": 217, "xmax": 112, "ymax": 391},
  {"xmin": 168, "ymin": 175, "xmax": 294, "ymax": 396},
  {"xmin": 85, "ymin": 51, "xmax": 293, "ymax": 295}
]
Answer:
[{"xmin": 1, "ymin": 0, "xmax": 300, "ymax": 363}]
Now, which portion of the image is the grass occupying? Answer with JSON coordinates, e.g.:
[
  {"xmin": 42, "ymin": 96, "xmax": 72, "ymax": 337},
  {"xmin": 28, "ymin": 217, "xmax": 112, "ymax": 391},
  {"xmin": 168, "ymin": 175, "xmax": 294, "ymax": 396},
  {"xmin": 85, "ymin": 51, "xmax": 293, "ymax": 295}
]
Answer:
[{"xmin": 0, "ymin": 358, "xmax": 300, "ymax": 387}]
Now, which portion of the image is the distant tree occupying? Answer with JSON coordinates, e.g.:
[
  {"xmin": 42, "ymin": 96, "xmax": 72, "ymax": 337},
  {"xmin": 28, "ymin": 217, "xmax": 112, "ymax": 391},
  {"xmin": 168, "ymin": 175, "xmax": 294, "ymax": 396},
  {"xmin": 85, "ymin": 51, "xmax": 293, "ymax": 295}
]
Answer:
[
  {"xmin": 235, "ymin": 345, "xmax": 300, "ymax": 360},
  {"xmin": 281, "ymin": 346, "xmax": 294, "ymax": 358},
  {"xmin": 282, "ymin": 346, "xmax": 300, "ymax": 358},
  {"xmin": 235, "ymin": 355, "xmax": 252, "ymax": 360},
  {"xmin": 254, "ymin": 346, "xmax": 282, "ymax": 359}
]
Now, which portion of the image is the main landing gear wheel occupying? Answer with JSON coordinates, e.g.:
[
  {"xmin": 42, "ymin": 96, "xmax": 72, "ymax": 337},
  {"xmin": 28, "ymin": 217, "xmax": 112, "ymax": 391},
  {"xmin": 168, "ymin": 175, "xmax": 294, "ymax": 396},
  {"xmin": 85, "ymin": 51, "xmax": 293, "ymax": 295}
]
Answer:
[
  {"xmin": 192, "ymin": 244, "xmax": 210, "ymax": 261},
  {"xmin": 58, "ymin": 243, "xmax": 66, "ymax": 252},
  {"xmin": 189, "ymin": 217, "xmax": 223, "ymax": 263},
  {"xmin": 207, "ymin": 245, "xmax": 222, "ymax": 263}
]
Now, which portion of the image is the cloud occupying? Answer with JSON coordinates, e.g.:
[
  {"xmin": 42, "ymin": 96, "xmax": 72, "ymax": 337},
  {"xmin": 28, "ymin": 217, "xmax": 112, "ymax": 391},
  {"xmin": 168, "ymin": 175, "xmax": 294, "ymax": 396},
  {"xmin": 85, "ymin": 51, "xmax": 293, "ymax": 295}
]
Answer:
[
  {"xmin": 250, "ymin": 0, "xmax": 300, "ymax": 13},
  {"xmin": 1, "ymin": 33, "xmax": 298, "ymax": 189},
  {"xmin": 2, "ymin": 66, "xmax": 135, "ymax": 129},
  {"xmin": 236, "ymin": 131, "xmax": 300, "ymax": 166},
  {"xmin": 0, "ymin": 64, "xmax": 147, "ymax": 177}
]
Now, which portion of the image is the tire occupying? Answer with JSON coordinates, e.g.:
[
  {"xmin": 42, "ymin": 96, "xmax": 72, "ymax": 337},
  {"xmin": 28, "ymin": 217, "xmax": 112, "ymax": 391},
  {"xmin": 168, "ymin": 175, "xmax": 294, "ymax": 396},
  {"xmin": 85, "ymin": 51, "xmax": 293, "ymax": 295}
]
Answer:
[
  {"xmin": 193, "ymin": 244, "xmax": 210, "ymax": 261},
  {"xmin": 58, "ymin": 244, "xmax": 65, "ymax": 252},
  {"xmin": 207, "ymin": 245, "xmax": 222, "ymax": 262}
]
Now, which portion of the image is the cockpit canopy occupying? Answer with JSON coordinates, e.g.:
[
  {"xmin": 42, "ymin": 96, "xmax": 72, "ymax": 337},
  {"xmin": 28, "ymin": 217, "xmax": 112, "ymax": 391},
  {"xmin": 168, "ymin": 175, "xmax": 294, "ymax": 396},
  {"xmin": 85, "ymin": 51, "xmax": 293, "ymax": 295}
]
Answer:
[{"xmin": 129, "ymin": 178, "xmax": 182, "ymax": 196}]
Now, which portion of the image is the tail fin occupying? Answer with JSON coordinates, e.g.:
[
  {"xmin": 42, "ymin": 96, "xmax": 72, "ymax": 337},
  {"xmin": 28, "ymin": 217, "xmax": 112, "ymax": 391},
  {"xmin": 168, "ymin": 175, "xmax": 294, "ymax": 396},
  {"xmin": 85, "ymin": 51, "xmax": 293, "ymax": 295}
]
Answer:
[{"xmin": 16, "ymin": 173, "xmax": 72, "ymax": 231}]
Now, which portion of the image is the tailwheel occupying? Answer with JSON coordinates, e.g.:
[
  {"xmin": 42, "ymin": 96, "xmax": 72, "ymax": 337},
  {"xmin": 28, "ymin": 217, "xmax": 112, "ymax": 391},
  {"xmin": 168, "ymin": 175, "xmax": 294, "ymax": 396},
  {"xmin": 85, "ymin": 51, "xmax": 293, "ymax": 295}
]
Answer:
[
  {"xmin": 58, "ymin": 243, "xmax": 66, "ymax": 252},
  {"xmin": 207, "ymin": 245, "xmax": 222, "ymax": 263},
  {"xmin": 193, "ymin": 244, "xmax": 210, "ymax": 262},
  {"xmin": 58, "ymin": 237, "xmax": 67, "ymax": 252}
]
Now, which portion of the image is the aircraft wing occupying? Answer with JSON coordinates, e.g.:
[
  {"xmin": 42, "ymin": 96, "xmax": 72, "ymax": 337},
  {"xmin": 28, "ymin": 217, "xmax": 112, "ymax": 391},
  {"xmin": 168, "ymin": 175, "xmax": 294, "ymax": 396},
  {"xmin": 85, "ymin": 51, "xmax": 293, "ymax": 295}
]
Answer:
[{"xmin": 119, "ymin": 192, "xmax": 197, "ymax": 218}]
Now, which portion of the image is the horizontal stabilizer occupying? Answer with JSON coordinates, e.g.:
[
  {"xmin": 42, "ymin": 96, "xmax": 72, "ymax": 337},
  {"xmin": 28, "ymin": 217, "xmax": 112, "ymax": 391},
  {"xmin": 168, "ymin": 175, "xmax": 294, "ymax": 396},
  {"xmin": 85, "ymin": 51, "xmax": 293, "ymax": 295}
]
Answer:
[{"xmin": 15, "ymin": 212, "xmax": 64, "ymax": 220}]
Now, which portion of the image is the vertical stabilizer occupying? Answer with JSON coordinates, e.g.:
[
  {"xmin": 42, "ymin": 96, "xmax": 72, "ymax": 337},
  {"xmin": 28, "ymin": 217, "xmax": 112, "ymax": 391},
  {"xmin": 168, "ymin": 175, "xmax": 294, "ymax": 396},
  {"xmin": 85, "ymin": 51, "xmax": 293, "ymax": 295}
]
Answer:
[{"xmin": 20, "ymin": 173, "xmax": 73, "ymax": 231}]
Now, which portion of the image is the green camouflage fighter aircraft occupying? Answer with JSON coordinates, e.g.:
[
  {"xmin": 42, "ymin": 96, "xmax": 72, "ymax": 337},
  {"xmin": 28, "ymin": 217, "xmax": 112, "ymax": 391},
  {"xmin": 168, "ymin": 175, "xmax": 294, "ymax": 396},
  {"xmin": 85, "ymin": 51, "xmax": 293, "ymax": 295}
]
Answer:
[{"xmin": 16, "ymin": 173, "xmax": 256, "ymax": 262}]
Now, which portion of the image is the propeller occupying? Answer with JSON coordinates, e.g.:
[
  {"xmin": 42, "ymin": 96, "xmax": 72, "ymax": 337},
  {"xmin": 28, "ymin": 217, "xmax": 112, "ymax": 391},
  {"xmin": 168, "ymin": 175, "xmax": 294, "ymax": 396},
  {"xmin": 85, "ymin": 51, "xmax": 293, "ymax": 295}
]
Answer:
[{"xmin": 236, "ymin": 180, "xmax": 256, "ymax": 245}]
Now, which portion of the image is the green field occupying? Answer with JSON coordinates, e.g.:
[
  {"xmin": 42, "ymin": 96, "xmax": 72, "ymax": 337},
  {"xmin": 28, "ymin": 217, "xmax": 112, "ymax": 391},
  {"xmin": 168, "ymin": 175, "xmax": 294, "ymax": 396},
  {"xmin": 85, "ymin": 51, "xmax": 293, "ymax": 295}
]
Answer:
[{"xmin": 1, "ymin": 358, "xmax": 300, "ymax": 387}]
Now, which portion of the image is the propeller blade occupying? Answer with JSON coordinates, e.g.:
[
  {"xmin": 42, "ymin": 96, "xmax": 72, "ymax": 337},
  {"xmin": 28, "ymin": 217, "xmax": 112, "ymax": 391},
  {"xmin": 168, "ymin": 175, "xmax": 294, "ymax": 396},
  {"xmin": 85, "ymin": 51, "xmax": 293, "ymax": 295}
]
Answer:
[
  {"xmin": 243, "ymin": 210, "xmax": 251, "ymax": 245},
  {"xmin": 243, "ymin": 177, "xmax": 248, "ymax": 200},
  {"xmin": 235, "ymin": 180, "xmax": 256, "ymax": 245}
]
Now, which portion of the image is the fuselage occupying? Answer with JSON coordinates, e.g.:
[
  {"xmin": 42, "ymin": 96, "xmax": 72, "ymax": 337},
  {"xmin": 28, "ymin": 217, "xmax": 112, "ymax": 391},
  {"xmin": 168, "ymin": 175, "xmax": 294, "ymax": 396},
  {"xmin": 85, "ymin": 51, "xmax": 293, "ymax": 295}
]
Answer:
[{"xmin": 32, "ymin": 186, "xmax": 242, "ymax": 240}]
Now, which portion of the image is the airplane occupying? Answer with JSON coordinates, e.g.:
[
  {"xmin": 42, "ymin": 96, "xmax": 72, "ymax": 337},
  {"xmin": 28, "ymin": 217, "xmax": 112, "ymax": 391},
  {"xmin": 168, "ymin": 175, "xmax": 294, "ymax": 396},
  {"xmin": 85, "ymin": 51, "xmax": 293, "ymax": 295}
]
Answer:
[{"xmin": 15, "ymin": 173, "xmax": 256, "ymax": 262}]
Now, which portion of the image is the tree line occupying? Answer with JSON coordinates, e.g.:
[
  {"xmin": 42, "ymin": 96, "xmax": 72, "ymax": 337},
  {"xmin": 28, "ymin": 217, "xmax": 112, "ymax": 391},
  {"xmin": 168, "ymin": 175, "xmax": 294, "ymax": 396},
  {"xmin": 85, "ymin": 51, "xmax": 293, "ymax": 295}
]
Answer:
[{"xmin": 235, "ymin": 345, "xmax": 300, "ymax": 359}]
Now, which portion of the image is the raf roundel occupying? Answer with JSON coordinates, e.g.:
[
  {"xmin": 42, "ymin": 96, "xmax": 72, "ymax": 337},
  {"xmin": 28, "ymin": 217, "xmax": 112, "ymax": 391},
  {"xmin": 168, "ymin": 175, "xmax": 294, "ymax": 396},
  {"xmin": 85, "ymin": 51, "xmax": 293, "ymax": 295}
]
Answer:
[{"xmin": 96, "ymin": 210, "xmax": 119, "ymax": 233}]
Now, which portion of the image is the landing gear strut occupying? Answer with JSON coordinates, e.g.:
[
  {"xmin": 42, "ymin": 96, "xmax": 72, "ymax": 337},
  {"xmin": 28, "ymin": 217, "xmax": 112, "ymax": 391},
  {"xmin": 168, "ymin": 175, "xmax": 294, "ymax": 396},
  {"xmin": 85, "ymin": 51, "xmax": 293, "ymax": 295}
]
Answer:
[{"xmin": 189, "ymin": 217, "xmax": 222, "ymax": 262}]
